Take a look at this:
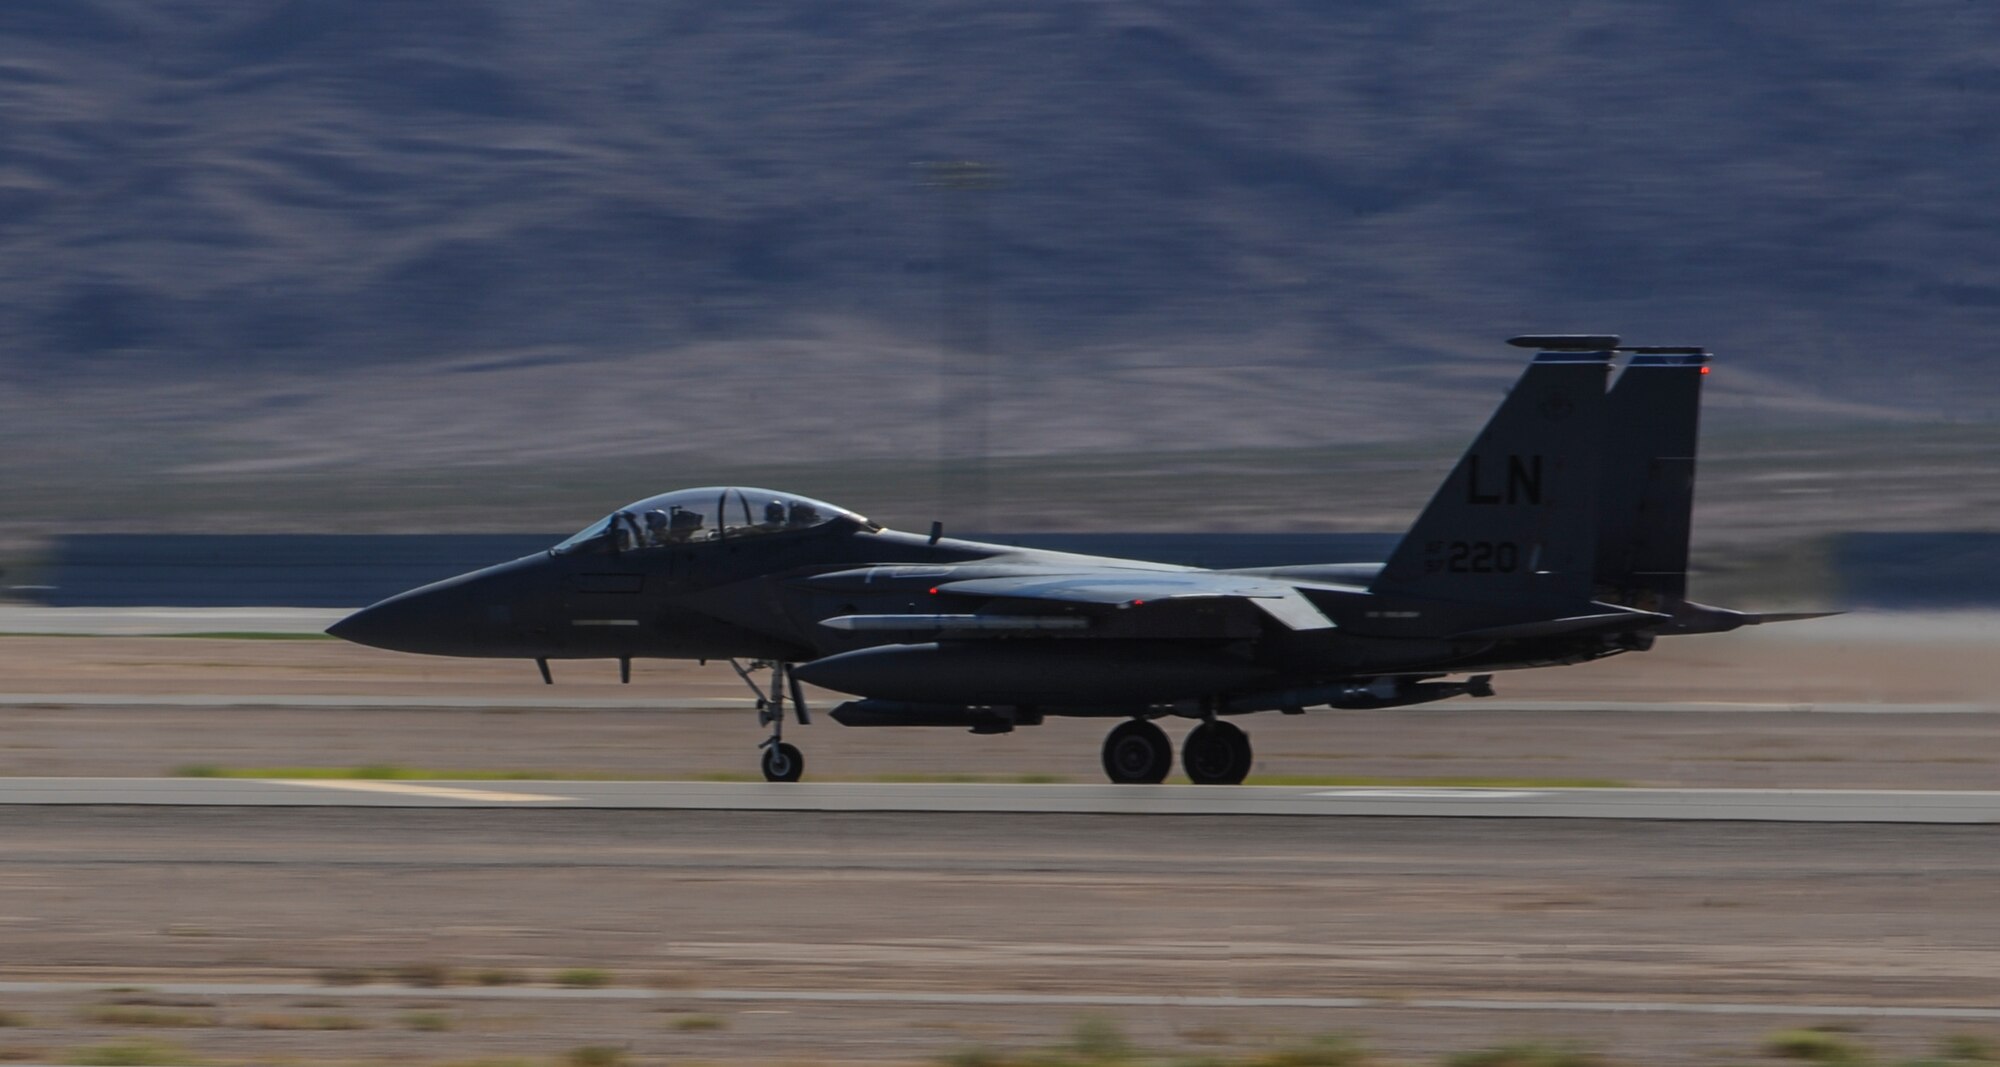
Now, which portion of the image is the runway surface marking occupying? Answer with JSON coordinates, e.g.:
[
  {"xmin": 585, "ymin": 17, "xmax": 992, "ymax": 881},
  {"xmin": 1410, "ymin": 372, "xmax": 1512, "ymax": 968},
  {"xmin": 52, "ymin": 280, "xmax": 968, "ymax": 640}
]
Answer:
[
  {"xmin": 266, "ymin": 779, "xmax": 574, "ymax": 802},
  {"xmin": 7, "ymin": 778, "xmax": 2000, "ymax": 821},
  {"xmin": 1312, "ymin": 788, "xmax": 1548, "ymax": 799},
  {"xmin": 0, "ymin": 981, "xmax": 1993, "ymax": 1019}
]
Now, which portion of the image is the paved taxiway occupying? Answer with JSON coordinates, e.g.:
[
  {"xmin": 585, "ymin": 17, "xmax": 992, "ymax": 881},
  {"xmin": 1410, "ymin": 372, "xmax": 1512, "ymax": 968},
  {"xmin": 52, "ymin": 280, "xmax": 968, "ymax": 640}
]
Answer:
[{"xmin": 9, "ymin": 778, "xmax": 2000, "ymax": 821}]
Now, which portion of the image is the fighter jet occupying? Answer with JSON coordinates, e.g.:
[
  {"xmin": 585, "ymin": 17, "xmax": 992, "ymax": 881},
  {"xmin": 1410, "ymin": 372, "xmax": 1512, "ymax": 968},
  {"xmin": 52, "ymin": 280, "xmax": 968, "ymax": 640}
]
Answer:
[{"xmin": 329, "ymin": 336, "xmax": 1830, "ymax": 784}]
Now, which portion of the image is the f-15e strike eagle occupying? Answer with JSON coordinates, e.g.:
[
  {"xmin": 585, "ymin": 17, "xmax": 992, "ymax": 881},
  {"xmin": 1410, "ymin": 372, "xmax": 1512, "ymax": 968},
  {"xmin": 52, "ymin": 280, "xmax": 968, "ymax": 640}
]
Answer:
[{"xmin": 329, "ymin": 336, "xmax": 1830, "ymax": 784}]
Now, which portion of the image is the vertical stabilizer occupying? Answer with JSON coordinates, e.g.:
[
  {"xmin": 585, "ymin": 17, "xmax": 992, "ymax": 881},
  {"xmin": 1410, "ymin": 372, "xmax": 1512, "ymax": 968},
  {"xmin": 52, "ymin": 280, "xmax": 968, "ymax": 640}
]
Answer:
[
  {"xmin": 1596, "ymin": 350, "xmax": 1708, "ymax": 611},
  {"xmin": 1371, "ymin": 342, "xmax": 1613, "ymax": 612}
]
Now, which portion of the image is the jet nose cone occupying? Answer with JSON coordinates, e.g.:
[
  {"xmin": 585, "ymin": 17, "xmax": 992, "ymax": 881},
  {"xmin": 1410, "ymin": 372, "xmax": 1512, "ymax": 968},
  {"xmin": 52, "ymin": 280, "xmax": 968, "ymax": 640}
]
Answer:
[
  {"xmin": 326, "ymin": 600, "xmax": 419, "ymax": 652},
  {"xmin": 327, "ymin": 553, "xmax": 559, "ymax": 657}
]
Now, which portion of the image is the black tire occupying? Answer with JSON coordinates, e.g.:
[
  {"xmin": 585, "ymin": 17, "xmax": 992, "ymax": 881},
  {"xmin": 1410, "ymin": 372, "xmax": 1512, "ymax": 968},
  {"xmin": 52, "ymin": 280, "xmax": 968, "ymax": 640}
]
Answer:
[
  {"xmin": 1182, "ymin": 720, "xmax": 1252, "ymax": 785},
  {"xmin": 761, "ymin": 741, "xmax": 804, "ymax": 783},
  {"xmin": 1101, "ymin": 719, "xmax": 1172, "ymax": 784}
]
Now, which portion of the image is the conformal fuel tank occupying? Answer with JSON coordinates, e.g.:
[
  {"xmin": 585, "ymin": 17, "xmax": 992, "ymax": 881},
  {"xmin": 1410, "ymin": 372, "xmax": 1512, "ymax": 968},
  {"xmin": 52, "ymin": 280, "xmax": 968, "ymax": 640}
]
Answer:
[{"xmin": 791, "ymin": 641, "xmax": 1275, "ymax": 705}]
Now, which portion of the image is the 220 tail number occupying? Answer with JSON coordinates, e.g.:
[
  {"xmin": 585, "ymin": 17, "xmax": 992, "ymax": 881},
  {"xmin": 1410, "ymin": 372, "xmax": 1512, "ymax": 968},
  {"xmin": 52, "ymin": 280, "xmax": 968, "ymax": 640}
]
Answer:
[{"xmin": 1446, "ymin": 540, "xmax": 1519, "ymax": 573}]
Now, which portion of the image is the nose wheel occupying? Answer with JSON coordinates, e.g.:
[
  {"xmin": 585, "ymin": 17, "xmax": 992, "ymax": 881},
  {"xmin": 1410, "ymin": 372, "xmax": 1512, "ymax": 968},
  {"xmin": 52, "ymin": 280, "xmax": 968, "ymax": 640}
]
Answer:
[
  {"xmin": 760, "ymin": 741, "xmax": 804, "ymax": 783},
  {"xmin": 732, "ymin": 659, "xmax": 810, "ymax": 782},
  {"xmin": 1101, "ymin": 719, "xmax": 1173, "ymax": 784}
]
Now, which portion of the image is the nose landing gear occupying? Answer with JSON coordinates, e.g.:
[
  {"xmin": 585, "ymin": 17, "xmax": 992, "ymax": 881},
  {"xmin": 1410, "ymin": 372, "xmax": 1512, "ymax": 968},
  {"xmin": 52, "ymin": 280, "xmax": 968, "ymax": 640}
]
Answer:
[{"xmin": 731, "ymin": 659, "xmax": 810, "ymax": 782}]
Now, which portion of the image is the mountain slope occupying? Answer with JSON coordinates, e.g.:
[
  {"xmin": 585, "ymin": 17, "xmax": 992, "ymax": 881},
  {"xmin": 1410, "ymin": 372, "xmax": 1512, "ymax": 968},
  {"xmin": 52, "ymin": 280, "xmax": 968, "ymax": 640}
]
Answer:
[{"xmin": 0, "ymin": 0, "xmax": 1995, "ymax": 511}]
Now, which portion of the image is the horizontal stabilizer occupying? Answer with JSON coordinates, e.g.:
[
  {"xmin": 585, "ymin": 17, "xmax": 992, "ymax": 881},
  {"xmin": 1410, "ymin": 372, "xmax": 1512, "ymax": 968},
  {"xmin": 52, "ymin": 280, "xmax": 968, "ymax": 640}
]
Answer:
[
  {"xmin": 1743, "ymin": 611, "xmax": 1846, "ymax": 625},
  {"xmin": 1668, "ymin": 602, "xmax": 1844, "ymax": 634},
  {"xmin": 1451, "ymin": 609, "xmax": 1668, "ymax": 642},
  {"xmin": 1508, "ymin": 334, "xmax": 1621, "ymax": 350}
]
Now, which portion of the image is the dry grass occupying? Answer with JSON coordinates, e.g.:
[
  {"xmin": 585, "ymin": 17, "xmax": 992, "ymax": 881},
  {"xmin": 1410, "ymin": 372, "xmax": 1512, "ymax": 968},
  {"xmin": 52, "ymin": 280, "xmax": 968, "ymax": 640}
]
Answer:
[
  {"xmin": 60, "ymin": 1039, "xmax": 202, "ymax": 1066},
  {"xmin": 553, "ymin": 968, "xmax": 610, "ymax": 989},
  {"xmin": 1447, "ymin": 1044, "xmax": 1607, "ymax": 1067},
  {"xmin": 1764, "ymin": 1029, "xmax": 1867, "ymax": 1066},
  {"xmin": 392, "ymin": 963, "xmax": 455, "ymax": 988},
  {"xmin": 398, "ymin": 1011, "xmax": 454, "ymax": 1032},
  {"xmin": 242, "ymin": 1013, "xmax": 366, "ymax": 1030},
  {"xmin": 75, "ymin": 1006, "xmax": 217, "ymax": 1028}
]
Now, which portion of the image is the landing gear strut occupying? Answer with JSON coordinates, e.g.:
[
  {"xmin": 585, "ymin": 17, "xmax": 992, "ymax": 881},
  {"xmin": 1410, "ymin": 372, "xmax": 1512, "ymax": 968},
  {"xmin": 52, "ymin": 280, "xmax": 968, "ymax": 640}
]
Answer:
[
  {"xmin": 1101, "ymin": 719, "xmax": 1173, "ymax": 784},
  {"xmin": 731, "ymin": 659, "xmax": 809, "ymax": 782},
  {"xmin": 1182, "ymin": 720, "xmax": 1253, "ymax": 785}
]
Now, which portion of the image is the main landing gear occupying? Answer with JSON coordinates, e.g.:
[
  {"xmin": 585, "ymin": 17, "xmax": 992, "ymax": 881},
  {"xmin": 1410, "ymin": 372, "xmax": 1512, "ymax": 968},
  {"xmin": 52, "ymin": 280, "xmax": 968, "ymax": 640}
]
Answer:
[
  {"xmin": 731, "ymin": 659, "xmax": 809, "ymax": 782},
  {"xmin": 1100, "ymin": 717, "xmax": 1254, "ymax": 785},
  {"xmin": 1101, "ymin": 720, "xmax": 1172, "ymax": 784},
  {"xmin": 1181, "ymin": 720, "xmax": 1252, "ymax": 786}
]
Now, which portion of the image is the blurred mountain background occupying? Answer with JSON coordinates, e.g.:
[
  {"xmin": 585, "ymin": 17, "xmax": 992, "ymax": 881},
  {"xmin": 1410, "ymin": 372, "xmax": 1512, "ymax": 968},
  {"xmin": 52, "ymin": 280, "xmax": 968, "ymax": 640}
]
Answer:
[{"xmin": 1, "ymin": 0, "xmax": 1997, "ymax": 544}]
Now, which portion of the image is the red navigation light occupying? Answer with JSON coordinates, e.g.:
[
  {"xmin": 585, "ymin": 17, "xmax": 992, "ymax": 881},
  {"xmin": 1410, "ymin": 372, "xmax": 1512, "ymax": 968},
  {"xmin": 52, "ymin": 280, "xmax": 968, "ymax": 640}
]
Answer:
[
  {"xmin": 1699, "ymin": 366, "xmax": 1710, "ymax": 375},
  {"xmin": 928, "ymin": 587, "xmax": 939, "ymax": 595}
]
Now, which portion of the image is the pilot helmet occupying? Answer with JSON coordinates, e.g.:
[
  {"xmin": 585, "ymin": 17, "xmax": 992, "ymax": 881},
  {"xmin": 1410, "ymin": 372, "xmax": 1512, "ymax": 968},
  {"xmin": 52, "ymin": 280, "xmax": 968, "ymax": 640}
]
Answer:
[
  {"xmin": 788, "ymin": 502, "xmax": 820, "ymax": 525},
  {"xmin": 764, "ymin": 499, "xmax": 787, "ymax": 523},
  {"xmin": 644, "ymin": 509, "xmax": 670, "ymax": 531}
]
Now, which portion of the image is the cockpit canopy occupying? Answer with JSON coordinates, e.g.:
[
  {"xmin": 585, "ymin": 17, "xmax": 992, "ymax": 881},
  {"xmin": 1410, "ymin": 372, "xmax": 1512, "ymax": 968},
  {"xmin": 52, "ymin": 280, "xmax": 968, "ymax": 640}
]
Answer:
[{"xmin": 552, "ymin": 487, "xmax": 875, "ymax": 555}]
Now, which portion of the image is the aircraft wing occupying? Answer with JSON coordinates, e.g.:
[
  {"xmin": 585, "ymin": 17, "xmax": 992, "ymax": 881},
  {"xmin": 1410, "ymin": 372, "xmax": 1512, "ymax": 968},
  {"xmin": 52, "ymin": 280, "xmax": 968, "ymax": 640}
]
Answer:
[{"xmin": 934, "ymin": 572, "xmax": 1340, "ymax": 631}]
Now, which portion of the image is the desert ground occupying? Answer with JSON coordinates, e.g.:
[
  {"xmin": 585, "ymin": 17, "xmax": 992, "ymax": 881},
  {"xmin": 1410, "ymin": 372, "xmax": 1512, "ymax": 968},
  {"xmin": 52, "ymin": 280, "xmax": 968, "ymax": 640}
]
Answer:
[{"xmin": 0, "ymin": 613, "xmax": 1994, "ymax": 1066}]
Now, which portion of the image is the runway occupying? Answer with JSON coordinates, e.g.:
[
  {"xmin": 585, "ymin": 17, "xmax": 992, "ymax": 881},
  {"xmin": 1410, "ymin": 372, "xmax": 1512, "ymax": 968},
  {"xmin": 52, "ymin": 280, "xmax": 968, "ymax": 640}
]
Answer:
[{"xmin": 9, "ymin": 777, "xmax": 2000, "ymax": 821}]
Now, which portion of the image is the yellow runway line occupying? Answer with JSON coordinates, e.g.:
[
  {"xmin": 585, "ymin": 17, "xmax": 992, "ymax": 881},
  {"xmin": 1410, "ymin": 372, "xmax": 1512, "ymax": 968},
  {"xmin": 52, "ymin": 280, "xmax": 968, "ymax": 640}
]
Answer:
[{"xmin": 264, "ymin": 779, "xmax": 571, "ymax": 802}]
